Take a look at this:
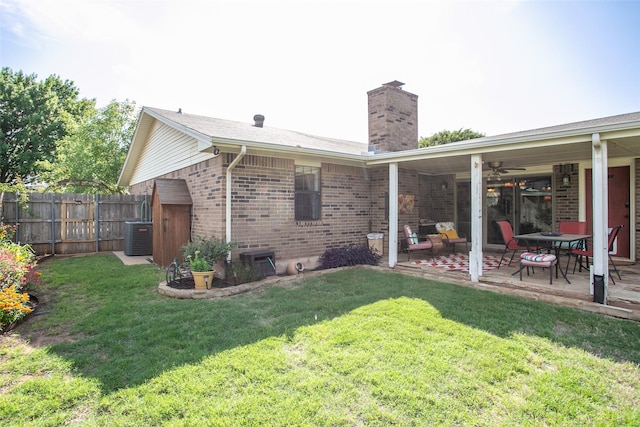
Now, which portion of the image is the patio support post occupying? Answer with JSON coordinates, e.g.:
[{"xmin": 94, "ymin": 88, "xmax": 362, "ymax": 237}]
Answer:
[
  {"xmin": 388, "ymin": 162, "xmax": 398, "ymax": 268},
  {"xmin": 469, "ymin": 154, "xmax": 483, "ymax": 282},
  {"xmin": 591, "ymin": 133, "xmax": 609, "ymax": 303}
]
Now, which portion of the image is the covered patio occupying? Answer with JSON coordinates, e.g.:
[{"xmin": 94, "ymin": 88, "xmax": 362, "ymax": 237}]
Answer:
[
  {"xmin": 393, "ymin": 251, "xmax": 640, "ymax": 321},
  {"xmin": 366, "ymin": 112, "xmax": 640, "ymax": 312}
]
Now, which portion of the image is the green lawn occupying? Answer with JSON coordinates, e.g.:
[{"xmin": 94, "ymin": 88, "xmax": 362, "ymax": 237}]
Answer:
[{"xmin": 1, "ymin": 253, "xmax": 639, "ymax": 426}]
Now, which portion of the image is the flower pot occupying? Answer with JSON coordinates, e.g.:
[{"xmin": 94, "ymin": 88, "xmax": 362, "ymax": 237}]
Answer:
[
  {"xmin": 286, "ymin": 261, "xmax": 304, "ymax": 275},
  {"xmin": 192, "ymin": 271, "xmax": 214, "ymax": 290}
]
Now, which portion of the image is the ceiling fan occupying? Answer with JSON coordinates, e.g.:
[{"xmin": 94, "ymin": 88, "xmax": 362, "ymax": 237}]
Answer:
[{"xmin": 485, "ymin": 161, "xmax": 526, "ymax": 180}]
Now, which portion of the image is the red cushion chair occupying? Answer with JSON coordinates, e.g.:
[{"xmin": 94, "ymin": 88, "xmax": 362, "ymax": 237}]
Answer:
[
  {"xmin": 403, "ymin": 224, "xmax": 434, "ymax": 261},
  {"xmin": 496, "ymin": 221, "xmax": 539, "ymax": 268},
  {"xmin": 569, "ymin": 225, "xmax": 623, "ymax": 285}
]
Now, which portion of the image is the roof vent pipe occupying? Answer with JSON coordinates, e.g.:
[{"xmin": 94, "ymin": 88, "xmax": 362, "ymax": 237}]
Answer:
[{"xmin": 253, "ymin": 114, "xmax": 265, "ymax": 128}]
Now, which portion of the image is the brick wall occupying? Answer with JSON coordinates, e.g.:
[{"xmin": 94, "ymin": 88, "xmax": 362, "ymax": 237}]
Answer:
[
  {"xmin": 369, "ymin": 166, "xmax": 389, "ymax": 243},
  {"xmin": 228, "ymin": 157, "xmax": 373, "ymax": 263},
  {"xmin": 397, "ymin": 167, "xmax": 422, "ymax": 232},
  {"xmin": 429, "ymin": 174, "xmax": 456, "ymax": 222},
  {"xmin": 368, "ymin": 166, "xmax": 425, "ymax": 251},
  {"xmin": 553, "ymin": 163, "xmax": 580, "ymax": 228},
  {"xmin": 132, "ymin": 154, "xmax": 377, "ymax": 265}
]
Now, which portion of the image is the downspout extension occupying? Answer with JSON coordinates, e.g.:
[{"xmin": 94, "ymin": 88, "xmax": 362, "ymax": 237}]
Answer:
[{"xmin": 226, "ymin": 145, "xmax": 247, "ymax": 262}]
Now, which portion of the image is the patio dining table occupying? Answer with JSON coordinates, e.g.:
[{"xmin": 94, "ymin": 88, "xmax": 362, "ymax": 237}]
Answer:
[{"xmin": 512, "ymin": 232, "xmax": 591, "ymax": 284}]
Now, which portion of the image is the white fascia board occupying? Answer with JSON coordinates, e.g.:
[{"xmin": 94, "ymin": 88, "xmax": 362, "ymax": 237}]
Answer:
[
  {"xmin": 365, "ymin": 119, "xmax": 640, "ymax": 166},
  {"xmin": 365, "ymin": 134, "xmax": 597, "ymax": 166},
  {"xmin": 208, "ymin": 136, "xmax": 366, "ymax": 165}
]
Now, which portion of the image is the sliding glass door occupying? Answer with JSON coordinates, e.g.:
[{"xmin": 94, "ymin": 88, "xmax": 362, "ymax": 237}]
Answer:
[
  {"xmin": 485, "ymin": 176, "xmax": 553, "ymax": 244},
  {"xmin": 455, "ymin": 176, "xmax": 552, "ymax": 246}
]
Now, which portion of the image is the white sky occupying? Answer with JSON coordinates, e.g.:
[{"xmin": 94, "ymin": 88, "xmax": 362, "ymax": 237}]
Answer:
[{"xmin": 1, "ymin": 0, "xmax": 639, "ymax": 142}]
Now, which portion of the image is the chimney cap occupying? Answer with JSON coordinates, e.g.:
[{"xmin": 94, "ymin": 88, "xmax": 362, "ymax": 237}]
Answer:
[
  {"xmin": 383, "ymin": 80, "xmax": 404, "ymax": 89},
  {"xmin": 253, "ymin": 114, "xmax": 265, "ymax": 127}
]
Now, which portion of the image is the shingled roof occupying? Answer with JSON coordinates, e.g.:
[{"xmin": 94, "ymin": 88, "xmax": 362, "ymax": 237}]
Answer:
[{"xmin": 145, "ymin": 107, "xmax": 368, "ymax": 155}]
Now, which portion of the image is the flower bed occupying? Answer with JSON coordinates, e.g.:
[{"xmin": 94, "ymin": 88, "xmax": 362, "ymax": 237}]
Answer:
[{"xmin": 0, "ymin": 225, "xmax": 41, "ymax": 333}]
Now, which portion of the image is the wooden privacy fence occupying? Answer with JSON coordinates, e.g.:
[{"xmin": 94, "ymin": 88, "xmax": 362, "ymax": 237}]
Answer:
[{"xmin": 1, "ymin": 192, "xmax": 152, "ymax": 256}]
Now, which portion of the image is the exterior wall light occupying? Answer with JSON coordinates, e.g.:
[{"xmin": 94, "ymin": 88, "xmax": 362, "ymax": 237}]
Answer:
[{"xmin": 562, "ymin": 174, "xmax": 570, "ymax": 185}]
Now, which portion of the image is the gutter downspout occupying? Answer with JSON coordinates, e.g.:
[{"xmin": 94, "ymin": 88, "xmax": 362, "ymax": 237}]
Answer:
[{"xmin": 226, "ymin": 145, "xmax": 247, "ymax": 262}]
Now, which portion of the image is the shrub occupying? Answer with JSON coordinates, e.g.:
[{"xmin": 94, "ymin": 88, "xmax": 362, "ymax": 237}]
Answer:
[
  {"xmin": 319, "ymin": 245, "xmax": 382, "ymax": 270},
  {"xmin": 181, "ymin": 236, "xmax": 236, "ymax": 267},
  {"xmin": 0, "ymin": 247, "xmax": 29, "ymax": 289},
  {"xmin": 1, "ymin": 225, "xmax": 35, "ymax": 270},
  {"xmin": 0, "ymin": 234, "xmax": 36, "ymax": 292},
  {"xmin": 0, "ymin": 224, "xmax": 16, "ymax": 242},
  {"xmin": 24, "ymin": 265, "xmax": 44, "ymax": 293}
]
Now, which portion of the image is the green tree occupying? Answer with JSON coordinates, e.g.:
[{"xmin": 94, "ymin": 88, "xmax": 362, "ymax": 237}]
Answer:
[
  {"xmin": 0, "ymin": 67, "xmax": 93, "ymax": 184},
  {"xmin": 43, "ymin": 100, "xmax": 137, "ymax": 194},
  {"xmin": 419, "ymin": 128, "xmax": 485, "ymax": 148}
]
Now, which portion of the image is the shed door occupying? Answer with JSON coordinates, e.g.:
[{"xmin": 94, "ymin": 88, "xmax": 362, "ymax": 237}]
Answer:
[
  {"xmin": 585, "ymin": 166, "xmax": 630, "ymax": 258},
  {"xmin": 157, "ymin": 205, "xmax": 191, "ymax": 267}
]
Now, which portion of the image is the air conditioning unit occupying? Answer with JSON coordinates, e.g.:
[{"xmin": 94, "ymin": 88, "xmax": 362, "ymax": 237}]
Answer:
[{"xmin": 124, "ymin": 221, "xmax": 153, "ymax": 256}]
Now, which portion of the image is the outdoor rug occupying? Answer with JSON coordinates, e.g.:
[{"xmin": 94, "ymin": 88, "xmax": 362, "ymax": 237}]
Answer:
[{"xmin": 413, "ymin": 253, "xmax": 503, "ymax": 272}]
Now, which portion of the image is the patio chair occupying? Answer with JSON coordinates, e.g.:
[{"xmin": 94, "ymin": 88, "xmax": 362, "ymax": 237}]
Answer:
[
  {"xmin": 435, "ymin": 222, "xmax": 468, "ymax": 254},
  {"xmin": 569, "ymin": 225, "xmax": 623, "ymax": 285},
  {"xmin": 554, "ymin": 220, "xmax": 588, "ymax": 271},
  {"xmin": 555, "ymin": 221, "xmax": 588, "ymax": 249},
  {"xmin": 403, "ymin": 224, "xmax": 434, "ymax": 261},
  {"xmin": 496, "ymin": 220, "xmax": 538, "ymax": 268}
]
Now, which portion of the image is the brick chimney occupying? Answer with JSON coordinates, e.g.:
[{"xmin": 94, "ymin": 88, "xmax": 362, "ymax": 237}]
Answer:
[{"xmin": 367, "ymin": 80, "xmax": 418, "ymax": 152}]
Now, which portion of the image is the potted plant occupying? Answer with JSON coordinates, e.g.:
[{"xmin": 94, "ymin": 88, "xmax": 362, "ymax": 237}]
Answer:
[{"xmin": 189, "ymin": 251, "xmax": 213, "ymax": 290}]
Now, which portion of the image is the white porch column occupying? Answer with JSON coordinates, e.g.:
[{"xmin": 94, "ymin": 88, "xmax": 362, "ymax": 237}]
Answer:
[
  {"xmin": 388, "ymin": 162, "xmax": 399, "ymax": 268},
  {"xmin": 591, "ymin": 133, "xmax": 609, "ymax": 302},
  {"xmin": 469, "ymin": 154, "xmax": 484, "ymax": 282}
]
